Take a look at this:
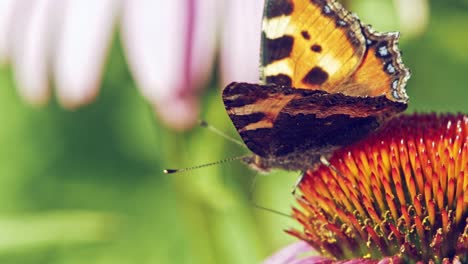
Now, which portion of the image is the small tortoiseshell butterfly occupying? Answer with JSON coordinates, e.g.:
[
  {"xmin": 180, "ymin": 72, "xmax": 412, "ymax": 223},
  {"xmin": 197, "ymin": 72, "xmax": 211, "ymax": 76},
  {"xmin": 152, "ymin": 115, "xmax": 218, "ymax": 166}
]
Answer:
[{"xmin": 223, "ymin": 0, "xmax": 410, "ymax": 172}]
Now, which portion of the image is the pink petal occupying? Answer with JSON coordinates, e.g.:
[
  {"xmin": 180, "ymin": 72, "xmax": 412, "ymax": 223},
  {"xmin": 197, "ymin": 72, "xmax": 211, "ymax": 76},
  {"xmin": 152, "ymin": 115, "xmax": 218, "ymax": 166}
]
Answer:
[
  {"xmin": 0, "ymin": 0, "xmax": 15, "ymax": 65},
  {"xmin": 336, "ymin": 260, "xmax": 378, "ymax": 264},
  {"xmin": 288, "ymin": 256, "xmax": 334, "ymax": 264},
  {"xmin": 377, "ymin": 257, "xmax": 403, "ymax": 264},
  {"xmin": 263, "ymin": 241, "xmax": 318, "ymax": 264},
  {"xmin": 187, "ymin": 0, "xmax": 218, "ymax": 93},
  {"xmin": 121, "ymin": 0, "xmax": 218, "ymax": 130},
  {"xmin": 220, "ymin": 0, "xmax": 264, "ymax": 86},
  {"xmin": 288, "ymin": 256, "xmax": 402, "ymax": 264},
  {"xmin": 152, "ymin": 96, "xmax": 199, "ymax": 131},
  {"xmin": 263, "ymin": 241, "xmax": 403, "ymax": 264},
  {"xmin": 10, "ymin": 0, "xmax": 54, "ymax": 105},
  {"xmin": 54, "ymin": 0, "xmax": 119, "ymax": 108},
  {"xmin": 121, "ymin": 0, "xmax": 185, "ymax": 104},
  {"xmin": 337, "ymin": 256, "xmax": 402, "ymax": 264}
]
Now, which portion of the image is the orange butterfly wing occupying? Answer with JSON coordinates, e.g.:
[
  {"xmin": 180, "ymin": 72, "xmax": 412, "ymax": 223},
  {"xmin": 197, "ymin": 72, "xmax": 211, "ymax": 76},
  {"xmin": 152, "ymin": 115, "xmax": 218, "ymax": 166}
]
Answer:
[
  {"xmin": 222, "ymin": 0, "xmax": 410, "ymax": 170},
  {"xmin": 260, "ymin": 0, "xmax": 410, "ymax": 102},
  {"xmin": 348, "ymin": 25, "xmax": 410, "ymax": 101}
]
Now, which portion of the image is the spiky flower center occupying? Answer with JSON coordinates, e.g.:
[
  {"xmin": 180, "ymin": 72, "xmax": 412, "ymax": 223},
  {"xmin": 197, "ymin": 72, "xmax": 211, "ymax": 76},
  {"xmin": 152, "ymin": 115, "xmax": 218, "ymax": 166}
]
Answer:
[{"xmin": 289, "ymin": 114, "xmax": 468, "ymax": 263}]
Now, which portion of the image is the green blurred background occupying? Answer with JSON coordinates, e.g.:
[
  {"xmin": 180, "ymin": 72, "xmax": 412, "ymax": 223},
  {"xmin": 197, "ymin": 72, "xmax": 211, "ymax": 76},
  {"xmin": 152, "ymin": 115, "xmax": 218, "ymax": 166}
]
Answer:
[{"xmin": 0, "ymin": 1, "xmax": 467, "ymax": 263}]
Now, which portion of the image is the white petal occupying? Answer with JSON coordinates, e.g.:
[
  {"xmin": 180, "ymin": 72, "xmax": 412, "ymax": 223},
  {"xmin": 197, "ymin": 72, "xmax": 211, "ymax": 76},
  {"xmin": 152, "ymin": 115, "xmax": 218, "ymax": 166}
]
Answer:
[
  {"xmin": 10, "ymin": 0, "xmax": 55, "ymax": 105},
  {"xmin": 0, "ymin": 0, "xmax": 16, "ymax": 65},
  {"xmin": 121, "ymin": 0, "xmax": 212, "ymax": 129},
  {"xmin": 54, "ymin": 0, "xmax": 120, "ymax": 108},
  {"xmin": 121, "ymin": 0, "xmax": 186, "ymax": 103},
  {"xmin": 220, "ymin": 0, "xmax": 264, "ymax": 86},
  {"xmin": 188, "ymin": 0, "xmax": 219, "ymax": 92}
]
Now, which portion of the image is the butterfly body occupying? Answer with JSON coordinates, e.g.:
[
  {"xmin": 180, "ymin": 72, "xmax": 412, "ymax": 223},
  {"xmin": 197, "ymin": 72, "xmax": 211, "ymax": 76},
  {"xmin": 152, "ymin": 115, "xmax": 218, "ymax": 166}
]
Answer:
[{"xmin": 223, "ymin": 0, "xmax": 410, "ymax": 172}]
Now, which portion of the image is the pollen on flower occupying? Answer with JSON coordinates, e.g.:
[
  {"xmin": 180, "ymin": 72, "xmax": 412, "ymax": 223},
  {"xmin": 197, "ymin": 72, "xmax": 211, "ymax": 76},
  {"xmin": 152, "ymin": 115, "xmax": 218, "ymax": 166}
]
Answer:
[{"xmin": 287, "ymin": 113, "xmax": 468, "ymax": 263}]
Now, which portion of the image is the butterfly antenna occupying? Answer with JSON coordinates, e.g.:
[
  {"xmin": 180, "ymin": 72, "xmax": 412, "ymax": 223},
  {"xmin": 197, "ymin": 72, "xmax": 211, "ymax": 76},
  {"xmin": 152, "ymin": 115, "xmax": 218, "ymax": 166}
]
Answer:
[
  {"xmin": 163, "ymin": 155, "xmax": 248, "ymax": 174},
  {"xmin": 198, "ymin": 120, "xmax": 248, "ymax": 149}
]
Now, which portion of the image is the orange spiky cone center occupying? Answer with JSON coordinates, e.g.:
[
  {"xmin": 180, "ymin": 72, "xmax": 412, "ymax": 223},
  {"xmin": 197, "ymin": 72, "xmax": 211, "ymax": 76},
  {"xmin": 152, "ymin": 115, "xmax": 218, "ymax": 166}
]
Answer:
[{"xmin": 288, "ymin": 114, "xmax": 468, "ymax": 263}]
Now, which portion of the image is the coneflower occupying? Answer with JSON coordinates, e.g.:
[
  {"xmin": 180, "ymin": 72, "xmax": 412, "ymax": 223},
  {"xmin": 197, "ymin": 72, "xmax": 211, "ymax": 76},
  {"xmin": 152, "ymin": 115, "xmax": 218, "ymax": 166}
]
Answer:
[{"xmin": 266, "ymin": 113, "xmax": 467, "ymax": 264}]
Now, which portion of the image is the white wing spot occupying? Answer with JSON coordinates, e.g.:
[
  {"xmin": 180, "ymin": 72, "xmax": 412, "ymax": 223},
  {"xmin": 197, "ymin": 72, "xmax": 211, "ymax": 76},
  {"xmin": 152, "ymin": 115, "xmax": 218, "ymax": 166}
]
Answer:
[
  {"xmin": 262, "ymin": 16, "xmax": 294, "ymax": 39},
  {"xmin": 263, "ymin": 60, "xmax": 294, "ymax": 77},
  {"xmin": 317, "ymin": 54, "xmax": 342, "ymax": 76}
]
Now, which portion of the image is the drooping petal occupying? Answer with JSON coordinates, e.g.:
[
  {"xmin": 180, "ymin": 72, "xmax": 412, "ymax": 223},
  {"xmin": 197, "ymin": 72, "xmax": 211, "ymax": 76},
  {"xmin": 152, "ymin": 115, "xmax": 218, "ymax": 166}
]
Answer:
[
  {"xmin": 121, "ymin": 0, "xmax": 185, "ymax": 109},
  {"xmin": 10, "ymin": 0, "xmax": 55, "ymax": 105},
  {"xmin": 186, "ymin": 0, "xmax": 219, "ymax": 94},
  {"xmin": 0, "ymin": 0, "xmax": 15, "ymax": 65},
  {"xmin": 220, "ymin": 0, "xmax": 264, "ymax": 86},
  {"xmin": 263, "ymin": 241, "xmax": 318, "ymax": 264},
  {"xmin": 122, "ymin": 0, "xmax": 218, "ymax": 130},
  {"xmin": 54, "ymin": 0, "xmax": 119, "ymax": 108}
]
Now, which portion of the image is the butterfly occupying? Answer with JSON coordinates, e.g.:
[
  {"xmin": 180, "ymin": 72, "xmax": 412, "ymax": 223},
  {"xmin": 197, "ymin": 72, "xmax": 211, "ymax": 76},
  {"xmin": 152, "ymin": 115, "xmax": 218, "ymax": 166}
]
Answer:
[{"xmin": 222, "ymin": 0, "xmax": 410, "ymax": 172}]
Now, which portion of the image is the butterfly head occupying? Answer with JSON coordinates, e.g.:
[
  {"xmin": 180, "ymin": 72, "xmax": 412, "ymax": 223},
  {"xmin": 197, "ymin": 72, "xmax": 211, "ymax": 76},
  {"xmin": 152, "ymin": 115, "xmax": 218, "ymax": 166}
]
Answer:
[{"xmin": 241, "ymin": 155, "xmax": 273, "ymax": 174}]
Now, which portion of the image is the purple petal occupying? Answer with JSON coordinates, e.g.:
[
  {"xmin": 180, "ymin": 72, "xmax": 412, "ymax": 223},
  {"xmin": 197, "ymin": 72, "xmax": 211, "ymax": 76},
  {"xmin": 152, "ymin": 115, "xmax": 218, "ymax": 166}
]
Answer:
[
  {"xmin": 288, "ymin": 256, "xmax": 334, "ymax": 264},
  {"xmin": 276, "ymin": 256, "xmax": 402, "ymax": 264},
  {"xmin": 293, "ymin": 256, "xmax": 402, "ymax": 264},
  {"xmin": 220, "ymin": 0, "xmax": 263, "ymax": 86},
  {"xmin": 336, "ymin": 260, "xmax": 377, "ymax": 264},
  {"xmin": 263, "ymin": 241, "xmax": 319, "ymax": 264},
  {"xmin": 54, "ymin": 0, "xmax": 119, "ymax": 108},
  {"xmin": 377, "ymin": 256, "xmax": 403, "ymax": 264},
  {"xmin": 263, "ymin": 241, "xmax": 403, "ymax": 264}
]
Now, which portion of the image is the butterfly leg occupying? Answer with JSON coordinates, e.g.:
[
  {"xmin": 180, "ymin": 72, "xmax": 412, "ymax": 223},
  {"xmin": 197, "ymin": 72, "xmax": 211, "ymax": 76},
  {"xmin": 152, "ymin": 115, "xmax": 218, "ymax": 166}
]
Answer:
[
  {"xmin": 248, "ymin": 172, "xmax": 292, "ymax": 219},
  {"xmin": 291, "ymin": 171, "xmax": 305, "ymax": 195}
]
